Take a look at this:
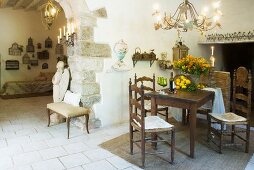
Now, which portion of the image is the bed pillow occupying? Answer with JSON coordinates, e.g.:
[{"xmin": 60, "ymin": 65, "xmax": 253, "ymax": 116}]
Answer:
[{"xmin": 63, "ymin": 90, "xmax": 81, "ymax": 107}]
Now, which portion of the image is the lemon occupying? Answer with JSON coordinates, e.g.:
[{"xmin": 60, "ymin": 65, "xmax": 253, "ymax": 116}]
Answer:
[
  {"xmin": 186, "ymin": 80, "xmax": 191, "ymax": 85},
  {"xmin": 182, "ymin": 85, "xmax": 187, "ymax": 89},
  {"xmin": 180, "ymin": 76, "xmax": 185, "ymax": 80},
  {"xmin": 176, "ymin": 86, "xmax": 180, "ymax": 90}
]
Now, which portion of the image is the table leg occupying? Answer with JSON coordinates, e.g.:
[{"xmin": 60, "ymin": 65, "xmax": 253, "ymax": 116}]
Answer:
[
  {"xmin": 151, "ymin": 97, "xmax": 157, "ymax": 149},
  {"xmin": 189, "ymin": 106, "xmax": 197, "ymax": 158},
  {"xmin": 182, "ymin": 109, "xmax": 186, "ymax": 125}
]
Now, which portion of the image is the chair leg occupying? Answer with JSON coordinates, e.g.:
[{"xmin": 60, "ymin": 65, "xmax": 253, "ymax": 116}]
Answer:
[
  {"xmin": 67, "ymin": 118, "xmax": 70, "ymax": 139},
  {"xmin": 207, "ymin": 114, "xmax": 211, "ymax": 142},
  {"xmin": 85, "ymin": 114, "xmax": 90, "ymax": 134},
  {"xmin": 130, "ymin": 123, "xmax": 133, "ymax": 155},
  {"xmin": 165, "ymin": 107, "xmax": 169, "ymax": 122},
  {"xmin": 182, "ymin": 109, "xmax": 186, "ymax": 125},
  {"xmin": 219, "ymin": 122, "xmax": 223, "ymax": 154},
  {"xmin": 245, "ymin": 123, "xmax": 250, "ymax": 153},
  {"xmin": 141, "ymin": 130, "xmax": 145, "ymax": 168},
  {"xmin": 47, "ymin": 109, "xmax": 50, "ymax": 127},
  {"xmin": 171, "ymin": 128, "xmax": 175, "ymax": 164},
  {"xmin": 231, "ymin": 125, "xmax": 235, "ymax": 143}
]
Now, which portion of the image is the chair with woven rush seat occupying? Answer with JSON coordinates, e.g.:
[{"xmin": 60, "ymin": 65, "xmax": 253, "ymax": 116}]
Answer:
[
  {"xmin": 129, "ymin": 79, "xmax": 175, "ymax": 168},
  {"xmin": 134, "ymin": 73, "xmax": 169, "ymax": 122},
  {"xmin": 207, "ymin": 67, "xmax": 252, "ymax": 153}
]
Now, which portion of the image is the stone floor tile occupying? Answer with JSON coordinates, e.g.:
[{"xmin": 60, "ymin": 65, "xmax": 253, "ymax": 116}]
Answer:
[
  {"xmin": 122, "ymin": 167, "xmax": 136, "ymax": 170},
  {"xmin": 0, "ymin": 156, "xmax": 13, "ymax": 169},
  {"xmin": 0, "ymin": 145, "xmax": 23, "ymax": 156},
  {"xmin": 106, "ymin": 156, "xmax": 133, "ymax": 169},
  {"xmin": 15, "ymin": 128, "xmax": 37, "ymax": 137},
  {"xmin": 7, "ymin": 165, "xmax": 32, "ymax": 170},
  {"xmin": 39, "ymin": 146, "xmax": 67, "ymax": 160},
  {"xmin": 83, "ymin": 148, "xmax": 114, "ymax": 161},
  {"xmin": 63, "ymin": 142, "xmax": 90, "ymax": 154},
  {"xmin": 29, "ymin": 132, "xmax": 52, "ymax": 142},
  {"xmin": 32, "ymin": 158, "xmax": 65, "ymax": 170},
  {"xmin": 249, "ymin": 154, "xmax": 254, "ymax": 163},
  {"xmin": 245, "ymin": 162, "xmax": 254, "ymax": 170},
  {"xmin": 59, "ymin": 153, "xmax": 90, "ymax": 168},
  {"xmin": 12, "ymin": 151, "xmax": 42, "ymax": 166},
  {"xmin": 7, "ymin": 136, "xmax": 31, "ymax": 146},
  {"xmin": 46, "ymin": 136, "xmax": 73, "ymax": 147},
  {"xmin": 21, "ymin": 140, "xmax": 49, "ymax": 152},
  {"xmin": 82, "ymin": 160, "xmax": 117, "ymax": 170},
  {"xmin": 67, "ymin": 166, "xmax": 84, "ymax": 170},
  {"xmin": 0, "ymin": 139, "xmax": 7, "ymax": 148}
]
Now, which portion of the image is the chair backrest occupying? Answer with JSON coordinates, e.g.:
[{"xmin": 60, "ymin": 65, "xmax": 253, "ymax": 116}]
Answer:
[
  {"xmin": 134, "ymin": 73, "xmax": 155, "ymax": 91},
  {"xmin": 232, "ymin": 67, "xmax": 252, "ymax": 119},
  {"xmin": 129, "ymin": 79, "xmax": 145, "ymax": 129},
  {"xmin": 134, "ymin": 73, "xmax": 155, "ymax": 101}
]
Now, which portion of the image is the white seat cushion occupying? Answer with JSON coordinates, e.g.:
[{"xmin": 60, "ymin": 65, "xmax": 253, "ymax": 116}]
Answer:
[
  {"xmin": 209, "ymin": 112, "xmax": 247, "ymax": 122},
  {"xmin": 47, "ymin": 102, "xmax": 90, "ymax": 118},
  {"xmin": 63, "ymin": 90, "xmax": 81, "ymax": 107},
  {"xmin": 145, "ymin": 116, "xmax": 173, "ymax": 130},
  {"xmin": 144, "ymin": 101, "xmax": 167, "ymax": 110}
]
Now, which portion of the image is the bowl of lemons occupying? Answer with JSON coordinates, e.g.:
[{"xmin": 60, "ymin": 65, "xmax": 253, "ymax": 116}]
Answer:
[{"xmin": 174, "ymin": 75, "xmax": 197, "ymax": 92}]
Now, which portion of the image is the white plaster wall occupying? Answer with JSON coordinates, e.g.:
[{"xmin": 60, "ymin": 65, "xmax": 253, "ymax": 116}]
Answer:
[
  {"xmin": 0, "ymin": 8, "xmax": 66, "ymax": 88},
  {"xmin": 199, "ymin": 0, "xmax": 254, "ymax": 70},
  {"xmin": 85, "ymin": 0, "xmax": 253, "ymax": 126}
]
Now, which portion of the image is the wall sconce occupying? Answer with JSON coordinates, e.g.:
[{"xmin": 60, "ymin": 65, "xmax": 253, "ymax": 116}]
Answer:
[{"xmin": 57, "ymin": 22, "xmax": 76, "ymax": 47}]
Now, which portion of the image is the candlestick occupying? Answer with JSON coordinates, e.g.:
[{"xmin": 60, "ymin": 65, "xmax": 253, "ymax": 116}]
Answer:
[
  {"xmin": 63, "ymin": 26, "xmax": 66, "ymax": 36},
  {"xmin": 59, "ymin": 28, "xmax": 62, "ymax": 39},
  {"xmin": 57, "ymin": 36, "xmax": 60, "ymax": 44},
  {"xmin": 66, "ymin": 32, "xmax": 68, "ymax": 40},
  {"xmin": 71, "ymin": 23, "xmax": 74, "ymax": 33},
  {"xmin": 211, "ymin": 46, "xmax": 214, "ymax": 56},
  {"xmin": 210, "ymin": 56, "xmax": 215, "ymax": 67},
  {"xmin": 67, "ymin": 23, "xmax": 71, "ymax": 35}
]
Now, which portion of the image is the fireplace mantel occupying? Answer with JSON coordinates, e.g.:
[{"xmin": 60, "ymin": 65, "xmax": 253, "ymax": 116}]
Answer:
[{"xmin": 198, "ymin": 40, "xmax": 254, "ymax": 45}]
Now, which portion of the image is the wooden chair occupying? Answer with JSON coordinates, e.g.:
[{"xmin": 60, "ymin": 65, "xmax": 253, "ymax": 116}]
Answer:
[
  {"xmin": 134, "ymin": 73, "xmax": 169, "ymax": 122},
  {"xmin": 129, "ymin": 79, "xmax": 175, "ymax": 167},
  {"xmin": 207, "ymin": 67, "xmax": 252, "ymax": 153}
]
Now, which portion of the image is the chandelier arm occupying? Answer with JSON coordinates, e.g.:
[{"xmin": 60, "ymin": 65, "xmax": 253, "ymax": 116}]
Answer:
[
  {"xmin": 188, "ymin": 2, "xmax": 200, "ymax": 16},
  {"xmin": 171, "ymin": 2, "xmax": 184, "ymax": 18}
]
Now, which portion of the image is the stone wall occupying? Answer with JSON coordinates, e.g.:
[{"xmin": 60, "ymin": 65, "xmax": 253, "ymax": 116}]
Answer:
[{"xmin": 67, "ymin": 10, "xmax": 111, "ymax": 130}]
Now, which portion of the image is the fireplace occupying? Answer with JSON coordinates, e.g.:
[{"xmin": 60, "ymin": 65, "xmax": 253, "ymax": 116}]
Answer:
[{"xmin": 219, "ymin": 42, "xmax": 254, "ymax": 125}]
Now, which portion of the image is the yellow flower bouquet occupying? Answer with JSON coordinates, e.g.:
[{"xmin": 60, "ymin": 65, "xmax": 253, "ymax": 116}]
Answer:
[{"xmin": 173, "ymin": 55, "xmax": 210, "ymax": 76}]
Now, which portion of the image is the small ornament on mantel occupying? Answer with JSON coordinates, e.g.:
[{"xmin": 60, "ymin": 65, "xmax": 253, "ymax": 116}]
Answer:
[{"xmin": 210, "ymin": 46, "xmax": 215, "ymax": 67}]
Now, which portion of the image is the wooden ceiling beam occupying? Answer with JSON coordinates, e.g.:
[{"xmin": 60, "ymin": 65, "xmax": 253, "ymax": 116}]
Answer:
[
  {"xmin": 25, "ymin": 0, "xmax": 41, "ymax": 10},
  {"xmin": 1, "ymin": 0, "xmax": 10, "ymax": 8},
  {"xmin": 13, "ymin": 0, "xmax": 26, "ymax": 9}
]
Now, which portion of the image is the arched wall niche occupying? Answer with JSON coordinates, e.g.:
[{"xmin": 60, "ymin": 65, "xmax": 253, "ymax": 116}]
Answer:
[{"xmin": 55, "ymin": 0, "xmax": 112, "ymax": 129}]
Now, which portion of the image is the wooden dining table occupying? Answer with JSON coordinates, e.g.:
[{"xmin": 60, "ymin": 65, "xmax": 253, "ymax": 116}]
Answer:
[{"xmin": 145, "ymin": 89, "xmax": 215, "ymax": 158}]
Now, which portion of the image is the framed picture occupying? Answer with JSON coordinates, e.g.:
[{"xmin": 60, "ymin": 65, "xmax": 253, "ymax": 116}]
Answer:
[
  {"xmin": 42, "ymin": 63, "xmax": 48, "ymax": 69},
  {"xmin": 22, "ymin": 53, "xmax": 30, "ymax": 64},
  {"xmin": 9, "ymin": 43, "xmax": 23, "ymax": 56},
  {"xmin": 30, "ymin": 60, "xmax": 38, "ymax": 66},
  {"xmin": 6, "ymin": 60, "xmax": 19, "ymax": 70}
]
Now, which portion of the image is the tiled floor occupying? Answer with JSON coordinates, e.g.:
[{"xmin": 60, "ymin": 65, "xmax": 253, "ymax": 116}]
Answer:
[
  {"xmin": 0, "ymin": 96, "xmax": 140, "ymax": 170},
  {"xmin": 0, "ymin": 96, "xmax": 253, "ymax": 170}
]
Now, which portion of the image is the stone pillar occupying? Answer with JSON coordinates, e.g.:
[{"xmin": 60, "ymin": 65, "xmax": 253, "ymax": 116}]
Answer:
[{"xmin": 67, "ymin": 11, "xmax": 111, "ymax": 130}]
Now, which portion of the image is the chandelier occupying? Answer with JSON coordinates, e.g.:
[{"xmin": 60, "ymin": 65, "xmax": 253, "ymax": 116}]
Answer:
[
  {"xmin": 152, "ymin": 0, "xmax": 223, "ymax": 34},
  {"xmin": 39, "ymin": 0, "xmax": 60, "ymax": 30}
]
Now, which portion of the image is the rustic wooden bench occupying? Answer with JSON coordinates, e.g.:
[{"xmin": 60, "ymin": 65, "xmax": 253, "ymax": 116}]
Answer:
[{"xmin": 47, "ymin": 102, "xmax": 90, "ymax": 139}]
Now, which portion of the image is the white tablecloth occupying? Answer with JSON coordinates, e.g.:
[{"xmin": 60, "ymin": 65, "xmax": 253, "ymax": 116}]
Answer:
[{"xmin": 203, "ymin": 87, "xmax": 225, "ymax": 129}]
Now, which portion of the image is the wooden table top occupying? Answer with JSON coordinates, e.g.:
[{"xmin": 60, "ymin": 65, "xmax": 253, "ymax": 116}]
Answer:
[{"xmin": 145, "ymin": 89, "xmax": 215, "ymax": 104}]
